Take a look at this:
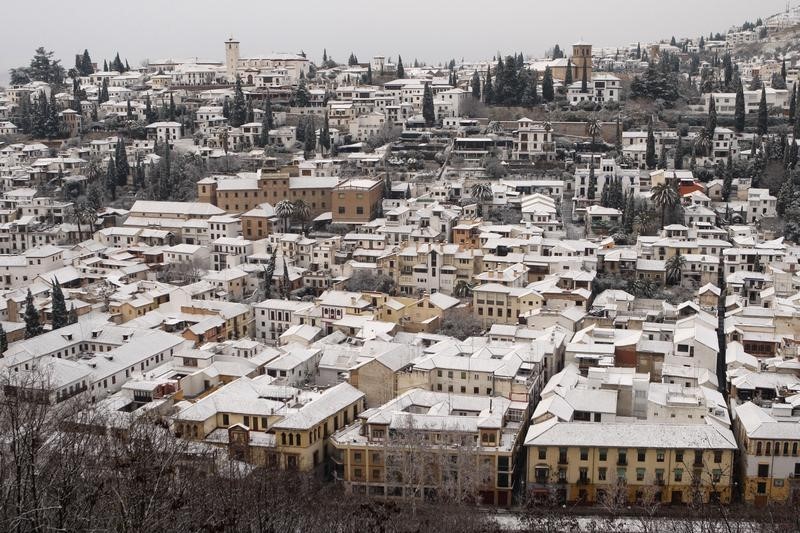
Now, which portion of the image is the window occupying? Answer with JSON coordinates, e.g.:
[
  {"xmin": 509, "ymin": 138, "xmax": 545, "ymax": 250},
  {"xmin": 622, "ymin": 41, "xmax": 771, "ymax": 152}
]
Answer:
[
  {"xmin": 580, "ymin": 448, "xmax": 588, "ymax": 461},
  {"xmin": 636, "ymin": 468, "xmax": 645, "ymax": 481},
  {"xmin": 714, "ymin": 450, "xmax": 723, "ymax": 463},
  {"xmin": 538, "ymin": 448, "xmax": 547, "ymax": 460},
  {"xmin": 675, "ymin": 450, "xmax": 684, "ymax": 463},
  {"xmin": 637, "ymin": 449, "xmax": 646, "ymax": 462},
  {"xmin": 599, "ymin": 448, "xmax": 608, "ymax": 461},
  {"xmin": 758, "ymin": 464, "xmax": 769, "ymax": 478},
  {"xmin": 656, "ymin": 449, "xmax": 665, "ymax": 462},
  {"xmin": 598, "ymin": 467, "xmax": 607, "ymax": 481},
  {"xmin": 222, "ymin": 414, "xmax": 229, "ymax": 426},
  {"xmin": 674, "ymin": 468, "xmax": 683, "ymax": 482}
]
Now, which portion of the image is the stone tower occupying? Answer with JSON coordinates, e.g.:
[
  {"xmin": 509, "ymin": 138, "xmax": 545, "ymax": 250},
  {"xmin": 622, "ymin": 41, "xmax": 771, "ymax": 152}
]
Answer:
[
  {"xmin": 225, "ymin": 37, "xmax": 240, "ymax": 81},
  {"xmin": 571, "ymin": 42, "xmax": 593, "ymax": 83}
]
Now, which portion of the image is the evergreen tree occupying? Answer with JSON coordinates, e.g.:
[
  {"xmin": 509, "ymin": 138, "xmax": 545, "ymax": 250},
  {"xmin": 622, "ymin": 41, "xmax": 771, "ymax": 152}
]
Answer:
[
  {"xmin": 134, "ymin": 154, "xmax": 145, "ymax": 190},
  {"xmin": 493, "ymin": 57, "xmax": 506, "ymax": 104},
  {"xmin": 168, "ymin": 93, "xmax": 176, "ymax": 121},
  {"xmin": 674, "ymin": 135, "xmax": 684, "ymax": 170},
  {"xmin": 50, "ymin": 277, "xmax": 68, "ymax": 330},
  {"xmin": 294, "ymin": 77, "xmax": 311, "ymax": 108},
  {"xmin": 794, "ymin": 102, "xmax": 800, "ymax": 141},
  {"xmin": 564, "ymin": 59, "xmax": 573, "ymax": 87},
  {"xmin": 782, "ymin": 58, "xmax": 787, "ymax": 81},
  {"xmin": 263, "ymin": 248, "xmax": 276, "ymax": 299},
  {"xmin": 600, "ymin": 180, "xmax": 610, "ymax": 206},
  {"xmin": 99, "ymin": 77, "xmax": 109, "ymax": 103},
  {"xmin": 521, "ymin": 70, "xmax": 539, "ymax": 107},
  {"xmin": 303, "ymin": 117, "xmax": 316, "ymax": 159},
  {"xmin": 46, "ymin": 91, "xmax": 60, "ymax": 139},
  {"xmin": 587, "ymin": 163, "xmax": 597, "ymax": 201},
  {"xmin": 615, "ymin": 116, "xmax": 622, "ymax": 151},
  {"xmin": 645, "ymin": 120, "xmax": 656, "ymax": 169},
  {"xmin": 758, "ymin": 86, "xmax": 768, "ymax": 136},
  {"xmin": 115, "ymin": 138, "xmax": 129, "ymax": 186},
  {"xmin": 145, "ymin": 95, "xmax": 154, "ymax": 123},
  {"xmin": 319, "ymin": 113, "xmax": 331, "ymax": 155},
  {"xmin": 483, "ymin": 67, "xmax": 494, "ymax": 105},
  {"xmin": 80, "ymin": 49, "xmax": 93, "ymax": 75},
  {"xmin": 581, "ymin": 63, "xmax": 588, "ymax": 93},
  {"xmin": 23, "ymin": 289, "xmax": 43, "ymax": 339},
  {"xmin": 111, "ymin": 53, "xmax": 124, "ymax": 72},
  {"xmin": 722, "ymin": 154, "xmax": 733, "ymax": 201},
  {"xmin": 106, "ymin": 155, "xmax": 117, "ymax": 201},
  {"xmin": 422, "ymin": 83, "xmax": 435, "ymax": 126},
  {"xmin": 471, "ymin": 70, "xmax": 481, "ymax": 99},
  {"xmin": 0, "ymin": 323, "xmax": 7, "ymax": 354},
  {"xmin": 103, "ymin": 59, "xmax": 108, "ymax": 72},
  {"xmin": 734, "ymin": 78, "xmax": 746, "ymax": 133},
  {"xmin": 322, "ymin": 49, "xmax": 327, "ymax": 63},
  {"xmin": 222, "ymin": 97, "xmax": 230, "ymax": 119},
  {"xmin": 397, "ymin": 56, "xmax": 405, "ymax": 79},
  {"xmin": 659, "ymin": 143, "xmax": 667, "ymax": 169},
  {"xmin": 707, "ymin": 96, "xmax": 717, "ymax": 134},
  {"xmin": 126, "ymin": 98, "xmax": 133, "ymax": 120},
  {"xmin": 366, "ymin": 64, "xmax": 372, "ymax": 85},
  {"xmin": 542, "ymin": 66, "xmax": 554, "ymax": 102},
  {"xmin": 790, "ymin": 84, "xmax": 797, "ymax": 123},
  {"xmin": 68, "ymin": 303, "xmax": 78, "ymax": 325}
]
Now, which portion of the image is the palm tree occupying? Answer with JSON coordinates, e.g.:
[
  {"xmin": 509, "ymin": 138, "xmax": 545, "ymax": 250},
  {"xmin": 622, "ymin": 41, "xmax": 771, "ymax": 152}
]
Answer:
[
  {"xmin": 586, "ymin": 117, "xmax": 601, "ymax": 152},
  {"xmin": 665, "ymin": 253, "xmax": 686, "ymax": 285},
  {"xmin": 694, "ymin": 127, "xmax": 711, "ymax": 157},
  {"xmin": 470, "ymin": 182, "xmax": 493, "ymax": 218},
  {"xmin": 292, "ymin": 199, "xmax": 311, "ymax": 234},
  {"xmin": 454, "ymin": 279, "xmax": 473, "ymax": 298},
  {"xmin": 650, "ymin": 182, "xmax": 679, "ymax": 228},
  {"xmin": 275, "ymin": 200, "xmax": 295, "ymax": 233}
]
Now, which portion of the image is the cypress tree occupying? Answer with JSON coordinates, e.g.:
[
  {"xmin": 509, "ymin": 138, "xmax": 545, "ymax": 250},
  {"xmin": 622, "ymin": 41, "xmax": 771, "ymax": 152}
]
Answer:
[
  {"xmin": 471, "ymin": 71, "xmax": 481, "ymax": 99},
  {"xmin": 46, "ymin": 92, "xmax": 60, "ymax": 139},
  {"xmin": 106, "ymin": 155, "xmax": 117, "ymax": 201},
  {"xmin": 483, "ymin": 67, "xmax": 494, "ymax": 105},
  {"xmin": 542, "ymin": 66, "xmax": 554, "ymax": 102},
  {"xmin": 564, "ymin": 59, "xmax": 573, "ymax": 87},
  {"xmin": 716, "ymin": 254, "xmax": 728, "ymax": 403},
  {"xmin": 99, "ymin": 77, "xmax": 109, "ymax": 103},
  {"xmin": 581, "ymin": 63, "xmax": 588, "ymax": 93},
  {"xmin": 303, "ymin": 117, "xmax": 316, "ymax": 159},
  {"xmin": 115, "ymin": 138, "xmax": 129, "ymax": 186},
  {"xmin": 587, "ymin": 163, "xmax": 597, "ymax": 201},
  {"xmin": 24, "ymin": 289, "xmax": 43, "ymax": 339},
  {"xmin": 103, "ymin": 59, "xmax": 108, "ymax": 72},
  {"xmin": 790, "ymin": 84, "xmax": 797, "ymax": 123},
  {"xmin": 734, "ymin": 79, "xmax": 746, "ymax": 133},
  {"xmin": 645, "ymin": 120, "xmax": 656, "ymax": 169},
  {"xmin": 397, "ymin": 56, "xmax": 405, "ymax": 79},
  {"xmin": 168, "ymin": 93, "xmax": 176, "ymax": 121},
  {"xmin": 707, "ymin": 97, "xmax": 717, "ymax": 134},
  {"xmin": 758, "ymin": 86, "xmax": 768, "ymax": 136},
  {"xmin": 134, "ymin": 154, "xmax": 145, "ymax": 190},
  {"xmin": 319, "ymin": 113, "xmax": 331, "ymax": 155},
  {"xmin": 50, "ymin": 277, "xmax": 68, "ymax": 330},
  {"xmin": 422, "ymin": 83, "xmax": 435, "ymax": 126},
  {"xmin": 366, "ymin": 63, "xmax": 372, "ymax": 84},
  {"xmin": 0, "ymin": 323, "xmax": 6, "ymax": 354},
  {"xmin": 674, "ymin": 135, "xmax": 684, "ymax": 170},
  {"xmin": 145, "ymin": 95, "xmax": 153, "ymax": 123}
]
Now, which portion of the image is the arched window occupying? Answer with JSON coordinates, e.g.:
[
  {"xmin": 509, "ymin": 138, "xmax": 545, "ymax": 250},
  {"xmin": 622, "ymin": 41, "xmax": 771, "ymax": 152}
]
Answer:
[
  {"xmin": 288, "ymin": 433, "xmax": 294, "ymax": 446},
  {"xmin": 281, "ymin": 433, "xmax": 286, "ymax": 445},
  {"xmin": 295, "ymin": 433, "xmax": 301, "ymax": 446}
]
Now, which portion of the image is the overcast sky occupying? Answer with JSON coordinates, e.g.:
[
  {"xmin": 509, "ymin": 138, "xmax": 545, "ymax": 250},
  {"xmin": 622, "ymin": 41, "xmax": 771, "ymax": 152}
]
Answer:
[{"xmin": 0, "ymin": 0, "xmax": 790, "ymax": 84}]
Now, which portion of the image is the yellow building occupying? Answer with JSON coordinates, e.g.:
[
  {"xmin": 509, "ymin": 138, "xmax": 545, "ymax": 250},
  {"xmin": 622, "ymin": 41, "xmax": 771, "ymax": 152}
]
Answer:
[
  {"xmin": 330, "ymin": 389, "xmax": 528, "ymax": 506},
  {"xmin": 472, "ymin": 283, "xmax": 542, "ymax": 327},
  {"xmin": 525, "ymin": 419, "xmax": 737, "ymax": 505},
  {"xmin": 174, "ymin": 378, "xmax": 365, "ymax": 472},
  {"xmin": 735, "ymin": 401, "xmax": 800, "ymax": 506}
]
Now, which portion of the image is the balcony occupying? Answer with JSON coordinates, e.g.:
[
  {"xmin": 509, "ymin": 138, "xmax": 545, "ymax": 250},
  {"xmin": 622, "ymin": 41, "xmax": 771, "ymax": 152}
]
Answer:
[{"xmin": 617, "ymin": 458, "xmax": 628, "ymax": 466}]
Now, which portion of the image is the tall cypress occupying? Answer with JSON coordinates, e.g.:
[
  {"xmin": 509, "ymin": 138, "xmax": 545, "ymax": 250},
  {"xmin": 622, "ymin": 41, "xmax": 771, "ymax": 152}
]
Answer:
[
  {"xmin": 471, "ymin": 70, "xmax": 481, "ymax": 99},
  {"xmin": 483, "ymin": 67, "xmax": 494, "ymax": 105},
  {"xmin": 716, "ymin": 253, "xmax": 728, "ymax": 402},
  {"xmin": 734, "ymin": 79, "xmax": 746, "ymax": 133},
  {"xmin": 106, "ymin": 155, "xmax": 117, "ymax": 201},
  {"xmin": 564, "ymin": 59, "xmax": 573, "ymax": 87},
  {"xmin": 707, "ymin": 96, "xmax": 717, "ymax": 134},
  {"xmin": 115, "ymin": 138, "xmax": 129, "ymax": 186},
  {"xmin": 397, "ymin": 56, "xmax": 405, "ymax": 79},
  {"xmin": 68, "ymin": 303, "xmax": 78, "ymax": 325},
  {"xmin": 542, "ymin": 66, "xmax": 554, "ymax": 102},
  {"xmin": 790, "ymin": 84, "xmax": 797, "ymax": 123},
  {"xmin": 758, "ymin": 86, "xmax": 768, "ymax": 136},
  {"xmin": 50, "ymin": 277, "xmax": 68, "ymax": 330},
  {"xmin": 422, "ymin": 84, "xmax": 435, "ymax": 126},
  {"xmin": 645, "ymin": 120, "xmax": 656, "ymax": 169}
]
